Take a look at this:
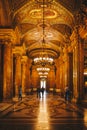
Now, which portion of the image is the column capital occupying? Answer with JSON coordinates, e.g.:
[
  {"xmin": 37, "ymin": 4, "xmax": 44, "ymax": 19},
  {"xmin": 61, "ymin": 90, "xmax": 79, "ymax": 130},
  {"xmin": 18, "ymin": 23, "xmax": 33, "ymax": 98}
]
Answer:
[
  {"xmin": 0, "ymin": 29, "xmax": 17, "ymax": 45},
  {"xmin": 21, "ymin": 56, "xmax": 28, "ymax": 63},
  {"xmin": 12, "ymin": 46, "xmax": 26, "ymax": 56},
  {"xmin": 13, "ymin": 53, "xmax": 22, "ymax": 59}
]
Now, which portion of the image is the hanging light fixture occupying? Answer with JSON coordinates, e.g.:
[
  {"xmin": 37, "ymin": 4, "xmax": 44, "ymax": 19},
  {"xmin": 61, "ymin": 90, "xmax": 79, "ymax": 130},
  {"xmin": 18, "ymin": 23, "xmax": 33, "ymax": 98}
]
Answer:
[
  {"xmin": 37, "ymin": 67, "xmax": 50, "ymax": 78},
  {"xmin": 33, "ymin": 0, "xmax": 54, "ymax": 67},
  {"xmin": 40, "ymin": 75, "xmax": 47, "ymax": 78},
  {"xmin": 37, "ymin": 67, "xmax": 50, "ymax": 71},
  {"xmin": 37, "ymin": 68, "xmax": 49, "ymax": 79},
  {"xmin": 33, "ymin": 56, "xmax": 54, "ymax": 66},
  {"xmin": 38, "ymin": 72, "xmax": 48, "ymax": 75}
]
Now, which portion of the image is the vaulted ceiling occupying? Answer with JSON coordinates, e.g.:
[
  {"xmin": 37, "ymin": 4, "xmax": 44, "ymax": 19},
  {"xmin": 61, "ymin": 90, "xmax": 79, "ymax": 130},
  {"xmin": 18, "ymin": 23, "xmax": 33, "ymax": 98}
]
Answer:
[{"xmin": 0, "ymin": 0, "xmax": 82, "ymax": 59}]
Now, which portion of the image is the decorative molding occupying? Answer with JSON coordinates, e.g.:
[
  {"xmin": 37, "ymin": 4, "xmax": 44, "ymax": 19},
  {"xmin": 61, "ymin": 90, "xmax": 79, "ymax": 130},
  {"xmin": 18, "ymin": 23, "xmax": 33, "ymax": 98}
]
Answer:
[
  {"xmin": 12, "ymin": 46, "xmax": 26, "ymax": 56},
  {"xmin": 0, "ymin": 29, "xmax": 17, "ymax": 44},
  {"xmin": 21, "ymin": 55, "xmax": 28, "ymax": 63}
]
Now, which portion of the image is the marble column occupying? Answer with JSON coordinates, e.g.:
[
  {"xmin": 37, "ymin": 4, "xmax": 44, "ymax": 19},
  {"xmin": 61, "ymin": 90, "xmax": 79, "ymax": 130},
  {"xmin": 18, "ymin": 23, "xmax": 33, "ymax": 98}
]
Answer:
[
  {"xmin": 68, "ymin": 53, "xmax": 73, "ymax": 92},
  {"xmin": 77, "ymin": 39, "xmax": 84, "ymax": 102},
  {"xmin": 48, "ymin": 70, "xmax": 55, "ymax": 89},
  {"xmin": 3, "ymin": 43, "xmax": 13, "ymax": 100},
  {"xmin": 0, "ymin": 44, "xmax": 4, "ymax": 101},
  {"xmin": 13, "ymin": 55, "xmax": 16, "ymax": 97},
  {"xmin": 27, "ymin": 59, "xmax": 31, "ymax": 89},
  {"xmin": 21, "ymin": 62, "xmax": 26, "ymax": 97},
  {"xmin": 15, "ymin": 55, "xmax": 22, "ymax": 97}
]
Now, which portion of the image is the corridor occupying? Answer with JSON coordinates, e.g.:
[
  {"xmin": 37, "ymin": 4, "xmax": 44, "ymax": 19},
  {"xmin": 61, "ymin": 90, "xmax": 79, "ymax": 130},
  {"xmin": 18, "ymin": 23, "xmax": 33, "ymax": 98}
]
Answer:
[{"xmin": 0, "ymin": 92, "xmax": 87, "ymax": 130}]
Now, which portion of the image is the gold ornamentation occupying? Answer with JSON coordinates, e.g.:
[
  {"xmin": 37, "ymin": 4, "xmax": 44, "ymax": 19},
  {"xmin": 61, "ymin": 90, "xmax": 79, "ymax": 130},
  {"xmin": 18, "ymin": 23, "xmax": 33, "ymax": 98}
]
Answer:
[
  {"xmin": 29, "ymin": 9, "xmax": 57, "ymax": 19},
  {"xmin": 36, "ymin": 0, "xmax": 53, "ymax": 4}
]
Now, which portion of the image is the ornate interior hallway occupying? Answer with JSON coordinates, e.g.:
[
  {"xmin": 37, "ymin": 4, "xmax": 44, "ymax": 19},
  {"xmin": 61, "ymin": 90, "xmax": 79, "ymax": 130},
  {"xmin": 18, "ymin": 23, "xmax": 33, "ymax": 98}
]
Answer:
[
  {"xmin": 0, "ymin": 1, "xmax": 87, "ymax": 129},
  {"xmin": 0, "ymin": 92, "xmax": 87, "ymax": 130}
]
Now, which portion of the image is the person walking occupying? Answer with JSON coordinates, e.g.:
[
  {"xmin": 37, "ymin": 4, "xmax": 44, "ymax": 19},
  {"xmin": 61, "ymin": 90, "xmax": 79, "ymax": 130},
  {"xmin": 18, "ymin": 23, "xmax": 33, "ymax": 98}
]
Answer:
[
  {"xmin": 37, "ymin": 87, "xmax": 41, "ymax": 98},
  {"xmin": 65, "ymin": 86, "xmax": 70, "ymax": 102},
  {"xmin": 41, "ymin": 87, "xmax": 45, "ymax": 97},
  {"xmin": 18, "ymin": 85, "xmax": 22, "ymax": 100}
]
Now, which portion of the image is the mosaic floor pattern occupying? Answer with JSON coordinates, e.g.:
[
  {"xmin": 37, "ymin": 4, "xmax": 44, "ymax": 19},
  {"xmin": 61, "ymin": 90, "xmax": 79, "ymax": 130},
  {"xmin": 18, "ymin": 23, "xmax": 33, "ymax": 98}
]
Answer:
[
  {"xmin": 0, "ymin": 93, "xmax": 87, "ymax": 130},
  {"xmin": 0, "ymin": 93, "xmax": 83, "ymax": 120}
]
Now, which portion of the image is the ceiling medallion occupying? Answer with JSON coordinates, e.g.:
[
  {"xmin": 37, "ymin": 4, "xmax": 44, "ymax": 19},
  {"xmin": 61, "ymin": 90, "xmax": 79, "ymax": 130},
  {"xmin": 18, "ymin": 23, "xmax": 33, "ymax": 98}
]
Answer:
[{"xmin": 36, "ymin": 0, "xmax": 53, "ymax": 4}]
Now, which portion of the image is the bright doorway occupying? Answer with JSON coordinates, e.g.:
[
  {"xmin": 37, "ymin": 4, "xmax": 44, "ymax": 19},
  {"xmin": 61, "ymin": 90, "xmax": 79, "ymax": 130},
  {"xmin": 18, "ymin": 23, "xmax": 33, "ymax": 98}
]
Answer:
[{"xmin": 40, "ymin": 79, "xmax": 46, "ymax": 89}]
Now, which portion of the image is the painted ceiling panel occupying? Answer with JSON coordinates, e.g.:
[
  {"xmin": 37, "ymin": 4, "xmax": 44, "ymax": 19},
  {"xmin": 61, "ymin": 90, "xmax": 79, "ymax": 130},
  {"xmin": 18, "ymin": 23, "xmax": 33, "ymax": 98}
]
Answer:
[
  {"xmin": 1, "ymin": 0, "xmax": 81, "ymax": 59},
  {"xmin": 13, "ymin": 1, "xmax": 74, "ymax": 27},
  {"xmin": 9, "ymin": 0, "xmax": 74, "ymax": 58}
]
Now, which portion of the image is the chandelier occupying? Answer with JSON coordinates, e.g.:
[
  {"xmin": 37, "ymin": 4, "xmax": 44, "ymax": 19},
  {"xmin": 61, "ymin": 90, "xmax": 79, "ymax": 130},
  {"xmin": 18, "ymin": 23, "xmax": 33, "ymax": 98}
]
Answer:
[
  {"xmin": 37, "ymin": 67, "xmax": 50, "ymax": 71},
  {"xmin": 38, "ymin": 72, "xmax": 48, "ymax": 75},
  {"xmin": 37, "ymin": 67, "xmax": 50, "ymax": 78},
  {"xmin": 32, "ymin": 0, "xmax": 55, "ymax": 68},
  {"xmin": 39, "ymin": 72, "xmax": 48, "ymax": 78},
  {"xmin": 33, "ymin": 56, "xmax": 54, "ymax": 66},
  {"xmin": 40, "ymin": 75, "xmax": 47, "ymax": 78}
]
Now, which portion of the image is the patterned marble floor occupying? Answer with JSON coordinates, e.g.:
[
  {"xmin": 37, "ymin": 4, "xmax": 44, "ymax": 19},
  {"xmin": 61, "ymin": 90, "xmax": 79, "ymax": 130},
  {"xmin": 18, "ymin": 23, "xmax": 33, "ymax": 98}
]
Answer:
[{"xmin": 0, "ymin": 92, "xmax": 87, "ymax": 130}]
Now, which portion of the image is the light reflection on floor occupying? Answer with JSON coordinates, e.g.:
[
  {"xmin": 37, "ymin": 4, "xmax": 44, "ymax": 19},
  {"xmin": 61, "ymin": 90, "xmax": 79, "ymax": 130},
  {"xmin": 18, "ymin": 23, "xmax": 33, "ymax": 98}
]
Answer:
[
  {"xmin": 83, "ymin": 109, "xmax": 87, "ymax": 128},
  {"xmin": 36, "ymin": 92, "xmax": 50, "ymax": 130},
  {"xmin": 0, "ymin": 93, "xmax": 87, "ymax": 130}
]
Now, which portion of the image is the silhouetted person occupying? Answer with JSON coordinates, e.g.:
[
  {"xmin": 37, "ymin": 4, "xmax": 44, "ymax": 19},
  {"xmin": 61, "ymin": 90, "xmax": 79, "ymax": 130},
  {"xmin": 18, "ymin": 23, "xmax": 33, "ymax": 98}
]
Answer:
[
  {"xmin": 18, "ymin": 85, "xmax": 22, "ymax": 100},
  {"xmin": 30, "ymin": 87, "xmax": 33, "ymax": 95},
  {"xmin": 53, "ymin": 87, "xmax": 56, "ymax": 95},
  {"xmin": 41, "ymin": 87, "xmax": 45, "ymax": 97},
  {"xmin": 65, "ymin": 86, "xmax": 70, "ymax": 102},
  {"xmin": 37, "ymin": 87, "xmax": 41, "ymax": 98}
]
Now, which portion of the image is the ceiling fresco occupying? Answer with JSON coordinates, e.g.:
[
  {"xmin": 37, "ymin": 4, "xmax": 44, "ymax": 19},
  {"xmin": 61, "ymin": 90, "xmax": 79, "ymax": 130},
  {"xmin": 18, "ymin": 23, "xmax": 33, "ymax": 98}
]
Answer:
[
  {"xmin": 7, "ymin": 0, "xmax": 81, "ymax": 59},
  {"xmin": 13, "ymin": 1, "xmax": 73, "ymax": 27}
]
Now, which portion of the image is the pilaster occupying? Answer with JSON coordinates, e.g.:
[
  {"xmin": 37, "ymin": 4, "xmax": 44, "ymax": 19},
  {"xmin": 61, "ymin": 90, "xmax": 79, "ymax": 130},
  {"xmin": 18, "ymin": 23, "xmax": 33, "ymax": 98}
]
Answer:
[{"xmin": 71, "ymin": 27, "xmax": 84, "ymax": 103}]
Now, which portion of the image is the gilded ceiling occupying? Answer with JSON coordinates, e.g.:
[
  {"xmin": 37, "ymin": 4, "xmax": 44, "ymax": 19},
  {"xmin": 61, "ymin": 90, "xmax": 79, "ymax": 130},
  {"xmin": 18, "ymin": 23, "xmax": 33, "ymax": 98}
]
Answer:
[{"xmin": 0, "ymin": 0, "xmax": 82, "ymax": 58}]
